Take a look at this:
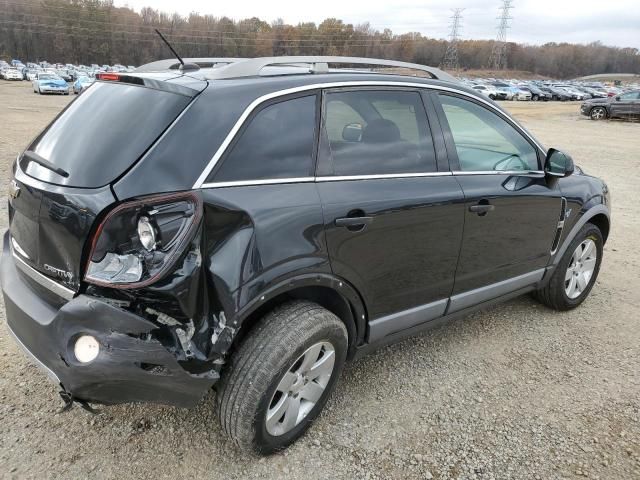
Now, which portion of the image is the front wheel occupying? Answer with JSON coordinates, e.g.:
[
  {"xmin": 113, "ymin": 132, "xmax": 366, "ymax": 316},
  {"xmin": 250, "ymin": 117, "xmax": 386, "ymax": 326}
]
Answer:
[
  {"xmin": 590, "ymin": 107, "xmax": 607, "ymax": 120},
  {"xmin": 534, "ymin": 223, "xmax": 603, "ymax": 311},
  {"xmin": 532, "ymin": 94, "xmax": 539, "ymax": 101},
  {"xmin": 217, "ymin": 301, "xmax": 348, "ymax": 454}
]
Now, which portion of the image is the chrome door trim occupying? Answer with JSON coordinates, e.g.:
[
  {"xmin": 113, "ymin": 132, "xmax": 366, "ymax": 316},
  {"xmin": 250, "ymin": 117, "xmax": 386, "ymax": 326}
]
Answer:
[
  {"xmin": 316, "ymin": 172, "xmax": 453, "ymax": 182},
  {"xmin": 192, "ymin": 81, "xmax": 546, "ymax": 189},
  {"xmin": 200, "ymin": 177, "xmax": 315, "ymax": 189},
  {"xmin": 451, "ymin": 170, "xmax": 545, "ymax": 177},
  {"xmin": 199, "ymin": 172, "xmax": 454, "ymax": 189}
]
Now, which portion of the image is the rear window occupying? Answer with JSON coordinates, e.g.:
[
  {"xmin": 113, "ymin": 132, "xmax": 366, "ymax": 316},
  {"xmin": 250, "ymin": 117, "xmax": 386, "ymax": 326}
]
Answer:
[{"xmin": 22, "ymin": 82, "xmax": 191, "ymax": 187}]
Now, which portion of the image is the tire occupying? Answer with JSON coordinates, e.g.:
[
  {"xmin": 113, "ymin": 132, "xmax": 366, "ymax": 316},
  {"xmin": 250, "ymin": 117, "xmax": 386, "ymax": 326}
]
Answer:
[
  {"xmin": 590, "ymin": 106, "xmax": 607, "ymax": 120},
  {"xmin": 489, "ymin": 94, "xmax": 495, "ymax": 100},
  {"xmin": 532, "ymin": 94, "xmax": 539, "ymax": 101},
  {"xmin": 217, "ymin": 300, "xmax": 348, "ymax": 454},
  {"xmin": 534, "ymin": 223, "xmax": 603, "ymax": 311}
]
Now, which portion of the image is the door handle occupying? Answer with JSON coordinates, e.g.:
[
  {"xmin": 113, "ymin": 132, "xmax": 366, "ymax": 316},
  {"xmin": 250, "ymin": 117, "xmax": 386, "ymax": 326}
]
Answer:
[
  {"xmin": 335, "ymin": 216, "xmax": 373, "ymax": 227},
  {"xmin": 469, "ymin": 204, "xmax": 495, "ymax": 215}
]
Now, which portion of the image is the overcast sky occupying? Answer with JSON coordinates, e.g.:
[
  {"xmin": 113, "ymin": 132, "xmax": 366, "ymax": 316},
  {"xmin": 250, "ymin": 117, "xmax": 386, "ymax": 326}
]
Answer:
[{"xmin": 115, "ymin": 0, "xmax": 640, "ymax": 48}]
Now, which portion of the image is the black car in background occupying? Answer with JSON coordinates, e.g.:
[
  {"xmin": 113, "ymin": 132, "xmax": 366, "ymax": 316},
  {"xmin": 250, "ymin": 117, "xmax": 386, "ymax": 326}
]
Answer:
[
  {"xmin": 540, "ymin": 86, "xmax": 571, "ymax": 101},
  {"xmin": 581, "ymin": 90, "xmax": 640, "ymax": 120},
  {"xmin": 2, "ymin": 57, "xmax": 610, "ymax": 454}
]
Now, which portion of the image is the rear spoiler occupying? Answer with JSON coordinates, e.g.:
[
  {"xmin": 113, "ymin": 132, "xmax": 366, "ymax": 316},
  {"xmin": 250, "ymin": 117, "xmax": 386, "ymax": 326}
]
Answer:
[{"xmin": 95, "ymin": 72, "xmax": 203, "ymax": 97}]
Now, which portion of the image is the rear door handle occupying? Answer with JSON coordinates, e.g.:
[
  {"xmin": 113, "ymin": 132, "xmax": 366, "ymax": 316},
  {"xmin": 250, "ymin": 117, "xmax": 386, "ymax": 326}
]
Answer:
[
  {"xmin": 469, "ymin": 204, "xmax": 495, "ymax": 215},
  {"xmin": 335, "ymin": 216, "xmax": 373, "ymax": 227}
]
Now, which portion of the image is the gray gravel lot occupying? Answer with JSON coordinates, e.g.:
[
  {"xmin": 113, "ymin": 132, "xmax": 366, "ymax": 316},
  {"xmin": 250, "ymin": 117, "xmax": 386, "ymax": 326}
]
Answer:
[{"xmin": 0, "ymin": 81, "xmax": 638, "ymax": 479}]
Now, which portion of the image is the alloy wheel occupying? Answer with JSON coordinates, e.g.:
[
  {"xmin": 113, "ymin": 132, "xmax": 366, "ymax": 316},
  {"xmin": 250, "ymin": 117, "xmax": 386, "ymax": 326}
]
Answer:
[
  {"xmin": 265, "ymin": 341, "xmax": 336, "ymax": 436},
  {"xmin": 591, "ymin": 107, "xmax": 606, "ymax": 120},
  {"xmin": 565, "ymin": 238, "xmax": 597, "ymax": 299}
]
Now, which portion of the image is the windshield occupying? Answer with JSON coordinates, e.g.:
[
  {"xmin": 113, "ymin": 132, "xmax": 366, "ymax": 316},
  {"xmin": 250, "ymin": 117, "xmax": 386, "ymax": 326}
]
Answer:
[
  {"xmin": 39, "ymin": 74, "xmax": 58, "ymax": 80},
  {"xmin": 21, "ymin": 81, "xmax": 191, "ymax": 188}
]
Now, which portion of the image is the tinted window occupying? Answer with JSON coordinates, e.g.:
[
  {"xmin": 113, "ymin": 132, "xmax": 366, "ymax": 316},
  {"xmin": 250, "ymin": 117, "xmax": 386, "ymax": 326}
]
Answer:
[
  {"xmin": 24, "ymin": 82, "xmax": 191, "ymax": 187},
  {"xmin": 439, "ymin": 94, "xmax": 538, "ymax": 172},
  {"xmin": 324, "ymin": 90, "xmax": 436, "ymax": 176},
  {"xmin": 213, "ymin": 95, "xmax": 316, "ymax": 182},
  {"xmin": 619, "ymin": 92, "xmax": 639, "ymax": 100}
]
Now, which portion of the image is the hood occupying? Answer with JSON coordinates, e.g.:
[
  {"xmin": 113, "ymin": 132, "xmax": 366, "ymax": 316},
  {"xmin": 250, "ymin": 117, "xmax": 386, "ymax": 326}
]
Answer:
[
  {"xmin": 42, "ymin": 78, "xmax": 67, "ymax": 86},
  {"xmin": 584, "ymin": 97, "xmax": 609, "ymax": 104}
]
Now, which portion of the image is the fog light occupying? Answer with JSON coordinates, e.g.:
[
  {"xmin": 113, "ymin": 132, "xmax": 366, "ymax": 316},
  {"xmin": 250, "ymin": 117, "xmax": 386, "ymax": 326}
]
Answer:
[{"xmin": 74, "ymin": 335, "xmax": 100, "ymax": 363}]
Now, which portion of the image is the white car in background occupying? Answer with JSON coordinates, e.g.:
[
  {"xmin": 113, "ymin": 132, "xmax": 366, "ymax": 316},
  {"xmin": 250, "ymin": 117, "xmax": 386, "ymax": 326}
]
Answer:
[
  {"xmin": 513, "ymin": 87, "xmax": 532, "ymax": 101},
  {"xmin": 3, "ymin": 68, "xmax": 23, "ymax": 80},
  {"xmin": 472, "ymin": 84, "xmax": 502, "ymax": 100}
]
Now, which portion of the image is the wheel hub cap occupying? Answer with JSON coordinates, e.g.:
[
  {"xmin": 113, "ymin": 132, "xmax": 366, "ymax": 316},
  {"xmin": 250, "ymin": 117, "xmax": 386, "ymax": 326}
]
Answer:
[
  {"xmin": 265, "ymin": 341, "xmax": 336, "ymax": 436},
  {"xmin": 565, "ymin": 238, "xmax": 597, "ymax": 299}
]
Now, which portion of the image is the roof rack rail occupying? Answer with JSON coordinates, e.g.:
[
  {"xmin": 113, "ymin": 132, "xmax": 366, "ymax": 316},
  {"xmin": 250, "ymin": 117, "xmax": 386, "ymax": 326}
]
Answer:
[
  {"xmin": 203, "ymin": 56, "xmax": 458, "ymax": 83},
  {"xmin": 135, "ymin": 58, "xmax": 244, "ymax": 73}
]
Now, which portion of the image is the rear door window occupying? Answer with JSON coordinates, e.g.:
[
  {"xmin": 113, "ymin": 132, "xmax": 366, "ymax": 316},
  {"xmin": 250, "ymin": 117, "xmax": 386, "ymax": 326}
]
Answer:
[
  {"xmin": 211, "ymin": 95, "xmax": 317, "ymax": 183},
  {"xmin": 22, "ymin": 82, "xmax": 192, "ymax": 188},
  {"xmin": 323, "ymin": 90, "xmax": 436, "ymax": 176}
]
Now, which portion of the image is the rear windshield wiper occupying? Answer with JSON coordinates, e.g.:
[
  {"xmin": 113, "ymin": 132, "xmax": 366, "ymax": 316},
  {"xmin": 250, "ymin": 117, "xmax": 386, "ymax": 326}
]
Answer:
[{"xmin": 23, "ymin": 150, "xmax": 69, "ymax": 178}]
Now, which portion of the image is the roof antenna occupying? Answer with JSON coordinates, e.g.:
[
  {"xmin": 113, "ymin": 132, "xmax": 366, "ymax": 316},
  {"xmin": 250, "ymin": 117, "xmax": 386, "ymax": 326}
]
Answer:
[{"xmin": 154, "ymin": 29, "xmax": 199, "ymax": 72}]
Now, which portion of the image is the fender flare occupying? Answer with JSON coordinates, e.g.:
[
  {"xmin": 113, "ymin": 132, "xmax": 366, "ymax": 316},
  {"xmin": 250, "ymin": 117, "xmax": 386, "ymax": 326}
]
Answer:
[
  {"xmin": 552, "ymin": 204, "xmax": 610, "ymax": 267},
  {"xmin": 232, "ymin": 273, "xmax": 367, "ymax": 346}
]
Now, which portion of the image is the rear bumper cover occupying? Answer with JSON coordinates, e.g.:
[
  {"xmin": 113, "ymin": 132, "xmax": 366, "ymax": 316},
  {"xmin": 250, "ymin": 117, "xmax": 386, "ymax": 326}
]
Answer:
[{"xmin": 1, "ymin": 232, "xmax": 217, "ymax": 407}]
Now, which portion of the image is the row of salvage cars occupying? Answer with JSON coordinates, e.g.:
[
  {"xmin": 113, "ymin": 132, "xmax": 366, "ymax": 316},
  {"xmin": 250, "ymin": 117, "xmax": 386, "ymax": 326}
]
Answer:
[
  {"xmin": 31, "ymin": 71, "xmax": 95, "ymax": 95},
  {"xmin": 461, "ymin": 77, "xmax": 635, "ymax": 103}
]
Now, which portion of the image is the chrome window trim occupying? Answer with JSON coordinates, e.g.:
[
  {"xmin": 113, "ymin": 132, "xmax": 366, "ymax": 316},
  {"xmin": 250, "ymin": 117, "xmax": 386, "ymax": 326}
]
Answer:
[
  {"xmin": 316, "ymin": 172, "xmax": 453, "ymax": 182},
  {"xmin": 200, "ymin": 177, "xmax": 315, "ymax": 189},
  {"xmin": 452, "ymin": 170, "xmax": 545, "ymax": 177},
  {"xmin": 11, "ymin": 246, "xmax": 75, "ymax": 301},
  {"xmin": 199, "ymin": 172, "xmax": 453, "ymax": 189},
  {"xmin": 192, "ymin": 81, "xmax": 546, "ymax": 189}
]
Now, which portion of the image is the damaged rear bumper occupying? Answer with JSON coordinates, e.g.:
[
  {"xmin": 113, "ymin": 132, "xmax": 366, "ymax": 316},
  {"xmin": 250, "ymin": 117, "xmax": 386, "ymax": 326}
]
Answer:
[{"xmin": 1, "ymin": 233, "xmax": 217, "ymax": 408}]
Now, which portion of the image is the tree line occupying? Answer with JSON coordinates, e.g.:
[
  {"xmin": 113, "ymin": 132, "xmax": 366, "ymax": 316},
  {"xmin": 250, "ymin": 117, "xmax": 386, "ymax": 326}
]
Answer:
[{"xmin": 1, "ymin": 0, "xmax": 638, "ymax": 79}]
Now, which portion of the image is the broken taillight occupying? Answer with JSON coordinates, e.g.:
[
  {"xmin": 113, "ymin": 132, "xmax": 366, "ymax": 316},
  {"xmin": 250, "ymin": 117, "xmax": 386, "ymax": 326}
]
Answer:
[{"xmin": 84, "ymin": 192, "xmax": 202, "ymax": 288}]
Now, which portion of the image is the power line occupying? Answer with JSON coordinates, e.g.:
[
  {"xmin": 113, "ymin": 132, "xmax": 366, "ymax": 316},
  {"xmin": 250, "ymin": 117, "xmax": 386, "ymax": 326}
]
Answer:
[
  {"xmin": 488, "ymin": 0, "xmax": 513, "ymax": 70},
  {"xmin": 440, "ymin": 8, "xmax": 464, "ymax": 71}
]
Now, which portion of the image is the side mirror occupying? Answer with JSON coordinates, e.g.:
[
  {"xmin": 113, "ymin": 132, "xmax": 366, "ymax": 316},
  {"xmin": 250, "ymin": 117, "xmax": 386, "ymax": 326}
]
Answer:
[
  {"xmin": 342, "ymin": 123, "xmax": 363, "ymax": 142},
  {"xmin": 545, "ymin": 148, "xmax": 574, "ymax": 178},
  {"xmin": 615, "ymin": 96, "xmax": 621, "ymax": 101}
]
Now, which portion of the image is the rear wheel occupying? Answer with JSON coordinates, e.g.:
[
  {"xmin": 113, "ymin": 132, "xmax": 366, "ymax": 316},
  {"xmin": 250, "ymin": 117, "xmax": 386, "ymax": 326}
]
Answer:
[
  {"xmin": 534, "ymin": 224, "xmax": 603, "ymax": 311},
  {"xmin": 590, "ymin": 106, "xmax": 607, "ymax": 120},
  {"xmin": 217, "ymin": 301, "xmax": 348, "ymax": 454}
]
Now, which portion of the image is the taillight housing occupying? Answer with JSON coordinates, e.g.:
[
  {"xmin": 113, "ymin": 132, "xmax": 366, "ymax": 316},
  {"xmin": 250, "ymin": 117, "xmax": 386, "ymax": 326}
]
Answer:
[{"xmin": 84, "ymin": 192, "xmax": 202, "ymax": 289}]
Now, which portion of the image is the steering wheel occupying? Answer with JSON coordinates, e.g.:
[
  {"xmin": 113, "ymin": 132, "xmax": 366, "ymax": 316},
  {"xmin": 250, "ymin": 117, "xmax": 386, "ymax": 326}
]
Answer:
[{"xmin": 493, "ymin": 154, "xmax": 529, "ymax": 171}]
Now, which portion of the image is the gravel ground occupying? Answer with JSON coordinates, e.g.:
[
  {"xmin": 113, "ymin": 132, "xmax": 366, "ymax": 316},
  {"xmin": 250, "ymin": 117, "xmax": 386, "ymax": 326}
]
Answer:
[{"xmin": 0, "ymin": 81, "xmax": 638, "ymax": 480}]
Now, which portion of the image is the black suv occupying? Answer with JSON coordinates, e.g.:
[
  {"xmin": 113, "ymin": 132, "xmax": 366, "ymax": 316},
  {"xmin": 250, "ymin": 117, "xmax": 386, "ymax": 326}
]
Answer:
[{"xmin": 1, "ymin": 57, "xmax": 610, "ymax": 454}]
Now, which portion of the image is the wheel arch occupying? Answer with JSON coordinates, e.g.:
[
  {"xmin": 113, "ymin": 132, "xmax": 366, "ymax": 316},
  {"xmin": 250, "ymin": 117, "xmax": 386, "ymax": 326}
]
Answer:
[
  {"xmin": 228, "ymin": 274, "xmax": 367, "ymax": 359},
  {"xmin": 552, "ymin": 205, "xmax": 610, "ymax": 267}
]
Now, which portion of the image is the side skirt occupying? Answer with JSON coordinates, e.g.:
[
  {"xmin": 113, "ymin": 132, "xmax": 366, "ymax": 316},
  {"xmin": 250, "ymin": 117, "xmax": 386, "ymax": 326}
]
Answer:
[{"xmin": 354, "ymin": 285, "xmax": 536, "ymax": 359}]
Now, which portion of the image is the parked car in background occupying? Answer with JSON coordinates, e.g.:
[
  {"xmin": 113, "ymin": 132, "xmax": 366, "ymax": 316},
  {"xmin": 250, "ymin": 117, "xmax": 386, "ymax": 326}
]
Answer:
[
  {"xmin": 540, "ymin": 86, "xmax": 571, "ymax": 101},
  {"xmin": 513, "ymin": 87, "xmax": 532, "ymax": 101},
  {"xmin": 2, "ymin": 68, "xmax": 23, "ymax": 80},
  {"xmin": 32, "ymin": 72, "xmax": 70, "ymax": 94},
  {"xmin": 581, "ymin": 90, "xmax": 640, "ymax": 120},
  {"xmin": 471, "ymin": 84, "xmax": 503, "ymax": 100},
  {"xmin": 73, "ymin": 75, "xmax": 95, "ymax": 94},
  {"xmin": 491, "ymin": 82, "xmax": 516, "ymax": 100},
  {"xmin": 56, "ymin": 69, "xmax": 73, "ymax": 82},
  {"xmin": 518, "ymin": 84, "xmax": 548, "ymax": 101}
]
